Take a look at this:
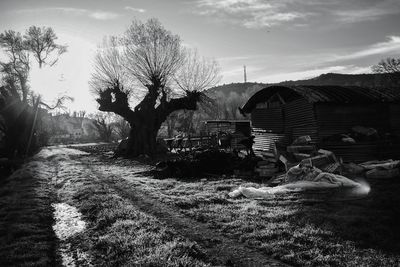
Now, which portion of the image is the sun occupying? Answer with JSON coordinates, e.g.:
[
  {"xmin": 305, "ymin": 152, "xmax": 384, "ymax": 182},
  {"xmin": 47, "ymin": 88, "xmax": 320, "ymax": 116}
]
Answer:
[{"xmin": 29, "ymin": 33, "xmax": 98, "ymax": 112}]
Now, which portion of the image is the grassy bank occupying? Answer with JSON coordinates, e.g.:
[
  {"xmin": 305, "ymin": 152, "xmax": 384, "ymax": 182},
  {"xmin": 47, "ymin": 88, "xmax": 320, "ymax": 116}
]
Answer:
[{"xmin": 0, "ymin": 160, "xmax": 58, "ymax": 266}]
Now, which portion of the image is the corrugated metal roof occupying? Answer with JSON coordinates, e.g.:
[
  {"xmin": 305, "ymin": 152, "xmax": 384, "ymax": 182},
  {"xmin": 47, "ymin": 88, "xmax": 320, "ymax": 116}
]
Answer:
[{"xmin": 240, "ymin": 85, "xmax": 400, "ymax": 114}]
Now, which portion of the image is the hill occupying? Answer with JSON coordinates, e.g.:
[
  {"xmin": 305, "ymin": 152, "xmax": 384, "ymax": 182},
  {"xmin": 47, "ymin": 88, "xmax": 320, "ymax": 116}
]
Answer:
[
  {"xmin": 278, "ymin": 72, "xmax": 400, "ymax": 88},
  {"xmin": 208, "ymin": 73, "xmax": 400, "ymax": 98},
  {"xmin": 207, "ymin": 82, "xmax": 267, "ymax": 97}
]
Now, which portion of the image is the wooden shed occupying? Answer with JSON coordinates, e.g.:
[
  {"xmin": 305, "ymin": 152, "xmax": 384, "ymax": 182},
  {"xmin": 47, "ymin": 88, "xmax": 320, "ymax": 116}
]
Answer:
[
  {"xmin": 205, "ymin": 120, "xmax": 251, "ymax": 150},
  {"xmin": 205, "ymin": 120, "xmax": 251, "ymax": 137},
  {"xmin": 240, "ymin": 85, "xmax": 400, "ymax": 162}
]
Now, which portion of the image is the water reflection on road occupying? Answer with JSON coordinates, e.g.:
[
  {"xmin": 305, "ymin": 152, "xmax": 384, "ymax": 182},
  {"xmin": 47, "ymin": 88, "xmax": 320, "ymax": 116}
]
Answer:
[{"xmin": 52, "ymin": 202, "xmax": 90, "ymax": 267}]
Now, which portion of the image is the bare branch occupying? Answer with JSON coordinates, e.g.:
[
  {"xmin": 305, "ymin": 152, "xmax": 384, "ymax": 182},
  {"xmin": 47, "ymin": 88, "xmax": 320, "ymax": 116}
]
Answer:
[
  {"xmin": 90, "ymin": 37, "xmax": 129, "ymax": 95},
  {"xmin": 24, "ymin": 26, "xmax": 67, "ymax": 68},
  {"xmin": 96, "ymin": 81, "xmax": 136, "ymax": 122},
  {"xmin": 372, "ymin": 57, "xmax": 400, "ymax": 73},
  {"xmin": 174, "ymin": 48, "xmax": 221, "ymax": 93},
  {"xmin": 123, "ymin": 19, "xmax": 185, "ymax": 88},
  {"xmin": 39, "ymin": 95, "xmax": 74, "ymax": 110}
]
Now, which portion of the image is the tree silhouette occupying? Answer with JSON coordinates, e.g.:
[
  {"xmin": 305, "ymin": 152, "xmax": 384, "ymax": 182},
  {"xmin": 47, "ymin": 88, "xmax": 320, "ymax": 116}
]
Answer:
[
  {"xmin": 91, "ymin": 19, "xmax": 220, "ymax": 156},
  {"xmin": 92, "ymin": 113, "xmax": 114, "ymax": 142},
  {"xmin": 0, "ymin": 26, "xmax": 68, "ymax": 158},
  {"xmin": 24, "ymin": 26, "xmax": 67, "ymax": 68},
  {"xmin": 372, "ymin": 57, "xmax": 400, "ymax": 73}
]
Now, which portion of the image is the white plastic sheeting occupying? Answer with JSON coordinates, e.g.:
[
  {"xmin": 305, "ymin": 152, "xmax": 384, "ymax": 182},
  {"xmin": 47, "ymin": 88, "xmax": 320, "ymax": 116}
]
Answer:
[{"xmin": 229, "ymin": 165, "xmax": 366, "ymax": 199}]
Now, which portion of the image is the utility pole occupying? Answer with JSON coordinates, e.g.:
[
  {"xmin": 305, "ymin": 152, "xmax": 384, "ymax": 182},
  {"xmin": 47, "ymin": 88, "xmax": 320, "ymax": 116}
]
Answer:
[{"xmin": 243, "ymin": 65, "xmax": 247, "ymax": 83}]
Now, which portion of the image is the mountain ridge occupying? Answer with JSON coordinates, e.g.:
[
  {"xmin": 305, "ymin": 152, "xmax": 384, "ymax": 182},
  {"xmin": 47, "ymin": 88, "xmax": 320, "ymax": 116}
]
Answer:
[{"xmin": 209, "ymin": 72, "xmax": 400, "ymax": 97}]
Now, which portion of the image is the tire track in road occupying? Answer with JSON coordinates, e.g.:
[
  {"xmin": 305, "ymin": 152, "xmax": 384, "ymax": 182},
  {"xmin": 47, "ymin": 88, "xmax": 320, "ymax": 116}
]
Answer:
[{"xmin": 78, "ymin": 155, "xmax": 290, "ymax": 267}]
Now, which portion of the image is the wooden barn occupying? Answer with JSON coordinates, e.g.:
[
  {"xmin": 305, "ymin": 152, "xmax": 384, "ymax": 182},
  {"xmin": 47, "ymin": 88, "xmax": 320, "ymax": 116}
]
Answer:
[{"xmin": 240, "ymin": 85, "xmax": 400, "ymax": 162}]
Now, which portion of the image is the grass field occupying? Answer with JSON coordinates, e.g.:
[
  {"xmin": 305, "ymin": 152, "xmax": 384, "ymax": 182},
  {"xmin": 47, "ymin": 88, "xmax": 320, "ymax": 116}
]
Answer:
[
  {"xmin": 83, "ymin": 144, "xmax": 400, "ymax": 266},
  {"xmin": 2, "ymin": 144, "xmax": 400, "ymax": 266}
]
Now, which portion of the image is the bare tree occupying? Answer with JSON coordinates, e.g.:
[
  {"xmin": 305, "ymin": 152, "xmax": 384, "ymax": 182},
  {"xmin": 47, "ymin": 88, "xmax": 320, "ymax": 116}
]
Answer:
[
  {"xmin": 24, "ymin": 26, "xmax": 67, "ymax": 68},
  {"xmin": 90, "ymin": 37, "xmax": 129, "ymax": 95},
  {"xmin": 0, "ymin": 26, "xmax": 68, "ymax": 157},
  {"xmin": 91, "ymin": 18, "xmax": 220, "ymax": 156},
  {"xmin": 92, "ymin": 113, "xmax": 114, "ymax": 142},
  {"xmin": 174, "ymin": 49, "xmax": 221, "ymax": 92},
  {"xmin": 0, "ymin": 30, "xmax": 30, "ymax": 103},
  {"xmin": 0, "ymin": 26, "xmax": 67, "ymax": 103},
  {"xmin": 112, "ymin": 116, "xmax": 130, "ymax": 139},
  {"xmin": 372, "ymin": 57, "xmax": 400, "ymax": 73}
]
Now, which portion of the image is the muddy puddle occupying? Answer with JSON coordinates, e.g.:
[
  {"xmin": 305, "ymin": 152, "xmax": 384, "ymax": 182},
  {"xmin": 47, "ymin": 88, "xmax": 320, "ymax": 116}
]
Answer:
[{"xmin": 52, "ymin": 202, "xmax": 91, "ymax": 266}]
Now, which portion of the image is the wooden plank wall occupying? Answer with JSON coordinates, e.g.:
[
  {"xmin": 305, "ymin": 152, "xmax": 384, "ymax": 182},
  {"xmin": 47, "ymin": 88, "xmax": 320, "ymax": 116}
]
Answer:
[
  {"xmin": 252, "ymin": 128, "xmax": 289, "ymax": 152},
  {"xmin": 251, "ymin": 98, "xmax": 317, "ymax": 152},
  {"xmin": 316, "ymin": 103, "xmax": 400, "ymax": 162},
  {"xmin": 315, "ymin": 103, "xmax": 390, "ymax": 140},
  {"xmin": 207, "ymin": 122, "xmax": 236, "ymax": 134},
  {"xmin": 251, "ymin": 107, "xmax": 284, "ymax": 132},
  {"xmin": 206, "ymin": 121, "xmax": 251, "ymax": 136},
  {"xmin": 283, "ymin": 98, "xmax": 318, "ymax": 143},
  {"xmin": 322, "ymin": 142, "xmax": 400, "ymax": 163},
  {"xmin": 390, "ymin": 104, "xmax": 400, "ymax": 137},
  {"xmin": 250, "ymin": 97, "xmax": 400, "ymax": 161}
]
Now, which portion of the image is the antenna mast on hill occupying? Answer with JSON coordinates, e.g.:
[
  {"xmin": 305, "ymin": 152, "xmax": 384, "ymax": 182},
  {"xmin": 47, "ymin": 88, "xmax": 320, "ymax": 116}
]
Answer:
[{"xmin": 244, "ymin": 65, "xmax": 247, "ymax": 83}]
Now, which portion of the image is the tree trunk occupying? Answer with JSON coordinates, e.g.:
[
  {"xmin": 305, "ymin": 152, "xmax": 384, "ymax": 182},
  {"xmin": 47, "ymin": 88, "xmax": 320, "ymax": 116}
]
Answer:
[
  {"xmin": 126, "ymin": 121, "xmax": 158, "ymax": 157},
  {"xmin": 96, "ymin": 82, "xmax": 203, "ymax": 158}
]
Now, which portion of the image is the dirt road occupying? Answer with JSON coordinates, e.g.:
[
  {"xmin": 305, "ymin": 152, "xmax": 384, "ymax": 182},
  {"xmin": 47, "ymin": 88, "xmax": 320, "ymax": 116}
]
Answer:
[
  {"xmin": 44, "ymin": 147, "xmax": 289, "ymax": 267},
  {"xmin": 4, "ymin": 145, "xmax": 399, "ymax": 266}
]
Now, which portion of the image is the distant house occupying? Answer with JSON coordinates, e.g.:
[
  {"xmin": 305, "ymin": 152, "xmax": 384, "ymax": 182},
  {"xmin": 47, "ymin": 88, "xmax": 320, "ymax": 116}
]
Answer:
[
  {"xmin": 48, "ymin": 114, "xmax": 98, "ymax": 144},
  {"xmin": 240, "ymin": 85, "xmax": 400, "ymax": 162}
]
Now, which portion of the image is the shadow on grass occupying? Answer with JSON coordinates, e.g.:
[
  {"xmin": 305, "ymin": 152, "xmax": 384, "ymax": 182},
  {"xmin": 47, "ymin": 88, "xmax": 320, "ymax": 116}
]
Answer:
[
  {"xmin": 290, "ymin": 177, "xmax": 400, "ymax": 254},
  {"xmin": 69, "ymin": 148, "xmax": 400, "ymax": 266},
  {"xmin": 0, "ymin": 162, "xmax": 59, "ymax": 267},
  {"xmin": 160, "ymin": 178, "xmax": 400, "ymax": 266}
]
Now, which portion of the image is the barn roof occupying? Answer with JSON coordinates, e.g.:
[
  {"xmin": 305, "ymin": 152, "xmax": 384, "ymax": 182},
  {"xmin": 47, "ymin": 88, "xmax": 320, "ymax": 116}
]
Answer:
[{"xmin": 240, "ymin": 85, "xmax": 400, "ymax": 114}]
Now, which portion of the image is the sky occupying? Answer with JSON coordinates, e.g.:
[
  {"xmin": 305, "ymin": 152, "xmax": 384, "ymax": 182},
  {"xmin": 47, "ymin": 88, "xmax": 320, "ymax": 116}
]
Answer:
[{"xmin": 0, "ymin": 0, "xmax": 399, "ymax": 112}]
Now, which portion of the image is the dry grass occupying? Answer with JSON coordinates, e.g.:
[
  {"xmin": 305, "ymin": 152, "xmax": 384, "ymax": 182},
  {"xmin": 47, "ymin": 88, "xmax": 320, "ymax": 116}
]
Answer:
[
  {"xmin": 153, "ymin": 179, "xmax": 400, "ymax": 266},
  {"xmin": 51, "ymin": 154, "xmax": 211, "ymax": 267},
  {"xmin": 86, "ymin": 150, "xmax": 400, "ymax": 267},
  {"xmin": 71, "ymin": 186, "xmax": 209, "ymax": 266}
]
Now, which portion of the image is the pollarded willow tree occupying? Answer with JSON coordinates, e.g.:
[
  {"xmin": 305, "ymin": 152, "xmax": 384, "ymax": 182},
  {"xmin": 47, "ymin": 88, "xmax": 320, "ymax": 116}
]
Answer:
[{"xmin": 90, "ymin": 19, "xmax": 220, "ymax": 157}]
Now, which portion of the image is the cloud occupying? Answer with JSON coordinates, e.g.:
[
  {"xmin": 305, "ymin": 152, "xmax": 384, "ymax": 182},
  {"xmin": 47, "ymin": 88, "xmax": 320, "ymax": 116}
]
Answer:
[
  {"xmin": 255, "ymin": 65, "xmax": 371, "ymax": 83},
  {"xmin": 194, "ymin": 0, "xmax": 400, "ymax": 28},
  {"xmin": 89, "ymin": 11, "xmax": 120, "ymax": 20},
  {"xmin": 195, "ymin": 0, "xmax": 309, "ymax": 28},
  {"xmin": 334, "ymin": 0, "xmax": 400, "ymax": 23},
  {"xmin": 14, "ymin": 7, "xmax": 120, "ymax": 20},
  {"xmin": 243, "ymin": 12, "xmax": 305, "ymax": 28},
  {"xmin": 124, "ymin": 6, "xmax": 146, "ymax": 13},
  {"xmin": 217, "ymin": 54, "xmax": 268, "ymax": 62},
  {"xmin": 218, "ymin": 34, "xmax": 399, "ymax": 84},
  {"xmin": 328, "ymin": 36, "xmax": 400, "ymax": 62}
]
